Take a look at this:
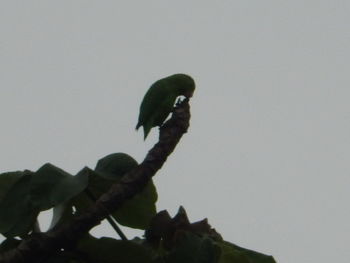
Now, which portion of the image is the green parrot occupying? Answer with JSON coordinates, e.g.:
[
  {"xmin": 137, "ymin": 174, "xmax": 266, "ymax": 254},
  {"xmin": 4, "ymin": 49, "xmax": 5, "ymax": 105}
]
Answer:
[{"xmin": 136, "ymin": 73, "xmax": 195, "ymax": 139}]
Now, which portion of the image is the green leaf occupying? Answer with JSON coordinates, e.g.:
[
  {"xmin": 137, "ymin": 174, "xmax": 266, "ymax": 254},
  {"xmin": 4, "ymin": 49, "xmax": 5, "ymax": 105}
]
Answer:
[
  {"xmin": 95, "ymin": 153, "xmax": 138, "ymax": 180},
  {"xmin": 0, "ymin": 172, "xmax": 40, "ymax": 237},
  {"xmin": 164, "ymin": 232, "xmax": 221, "ymax": 263},
  {"xmin": 94, "ymin": 153, "xmax": 157, "ymax": 229},
  {"xmin": 111, "ymin": 180, "xmax": 157, "ymax": 229},
  {"xmin": 49, "ymin": 202, "xmax": 74, "ymax": 231},
  {"xmin": 30, "ymin": 163, "xmax": 89, "ymax": 210},
  {"xmin": 75, "ymin": 168, "xmax": 157, "ymax": 230},
  {"xmin": 0, "ymin": 171, "xmax": 25, "ymax": 201},
  {"xmin": 218, "ymin": 241, "xmax": 276, "ymax": 263},
  {"xmin": 0, "ymin": 165, "xmax": 88, "ymax": 238},
  {"xmin": 74, "ymin": 153, "xmax": 157, "ymax": 230},
  {"xmin": 77, "ymin": 235, "xmax": 153, "ymax": 263}
]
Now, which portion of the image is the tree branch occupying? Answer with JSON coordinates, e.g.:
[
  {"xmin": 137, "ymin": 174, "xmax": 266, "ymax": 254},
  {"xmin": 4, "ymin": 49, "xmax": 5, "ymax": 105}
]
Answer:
[{"xmin": 0, "ymin": 98, "xmax": 191, "ymax": 263}]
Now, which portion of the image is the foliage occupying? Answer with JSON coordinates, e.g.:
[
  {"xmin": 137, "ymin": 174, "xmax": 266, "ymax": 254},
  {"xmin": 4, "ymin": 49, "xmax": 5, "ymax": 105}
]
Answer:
[{"xmin": 0, "ymin": 75, "xmax": 276, "ymax": 262}]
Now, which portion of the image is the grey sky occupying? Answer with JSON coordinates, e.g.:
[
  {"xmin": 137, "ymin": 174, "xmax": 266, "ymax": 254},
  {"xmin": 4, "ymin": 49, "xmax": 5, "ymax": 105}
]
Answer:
[{"xmin": 1, "ymin": 1, "xmax": 349, "ymax": 262}]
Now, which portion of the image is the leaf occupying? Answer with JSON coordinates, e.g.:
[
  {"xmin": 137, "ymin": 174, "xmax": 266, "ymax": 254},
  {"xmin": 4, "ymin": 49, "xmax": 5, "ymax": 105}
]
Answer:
[
  {"xmin": 95, "ymin": 153, "xmax": 138, "ymax": 180},
  {"xmin": 0, "ymin": 165, "xmax": 88, "ymax": 238},
  {"xmin": 77, "ymin": 235, "xmax": 153, "ymax": 263},
  {"xmin": 74, "ymin": 168, "xmax": 157, "ymax": 230},
  {"xmin": 218, "ymin": 241, "xmax": 276, "ymax": 263},
  {"xmin": 30, "ymin": 163, "xmax": 89, "ymax": 210},
  {"xmin": 49, "ymin": 202, "xmax": 74, "ymax": 231},
  {"xmin": 74, "ymin": 153, "xmax": 157, "ymax": 230},
  {"xmin": 0, "ymin": 172, "xmax": 40, "ymax": 237},
  {"xmin": 164, "ymin": 232, "xmax": 221, "ymax": 263},
  {"xmin": 111, "ymin": 181, "xmax": 157, "ymax": 229},
  {"xmin": 0, "ymin": 171, "xmax": 25, "ymax": 201},
  {"xmin": 94, "ymin": 153, "xmax": 157, "ymax": 229}
]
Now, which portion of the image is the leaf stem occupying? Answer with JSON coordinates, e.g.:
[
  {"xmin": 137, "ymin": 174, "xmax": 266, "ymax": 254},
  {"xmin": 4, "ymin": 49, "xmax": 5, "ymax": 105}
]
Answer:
[{"xmin": 84, "ymin": 189, "xmax": 127, "ymax": 241}]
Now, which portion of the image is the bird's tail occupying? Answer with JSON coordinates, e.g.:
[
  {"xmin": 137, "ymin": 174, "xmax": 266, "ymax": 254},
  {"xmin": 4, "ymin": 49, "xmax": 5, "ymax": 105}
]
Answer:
[{"xmin": 135, "ymin": 122, "xmax": 141, "ymax": 130}]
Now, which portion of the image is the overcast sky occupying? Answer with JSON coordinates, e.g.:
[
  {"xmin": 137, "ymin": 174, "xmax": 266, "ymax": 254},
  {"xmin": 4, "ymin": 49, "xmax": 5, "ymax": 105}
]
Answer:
[{"xmin": 1, "ymin": 1, "xmax": 349, "ymax": 262}]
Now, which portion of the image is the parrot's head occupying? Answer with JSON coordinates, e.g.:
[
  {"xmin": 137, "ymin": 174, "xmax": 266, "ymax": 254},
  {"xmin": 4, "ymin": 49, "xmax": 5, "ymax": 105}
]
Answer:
[{"xmin": 170, "ymin": 73, "xmax": 196, "ymax": 98}]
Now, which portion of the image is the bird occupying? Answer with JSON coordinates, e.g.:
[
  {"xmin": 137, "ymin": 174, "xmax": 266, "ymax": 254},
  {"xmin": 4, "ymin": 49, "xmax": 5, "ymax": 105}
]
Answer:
[{"xmin": 136, "ymin": 73, "xmax": 195, "ymax": 140}]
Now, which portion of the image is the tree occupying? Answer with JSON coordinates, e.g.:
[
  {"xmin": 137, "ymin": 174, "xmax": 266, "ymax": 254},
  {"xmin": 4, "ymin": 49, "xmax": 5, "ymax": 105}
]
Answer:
[{"xmin": 0, "ymin": 78, "xmax": 276, "ymax": 263}]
